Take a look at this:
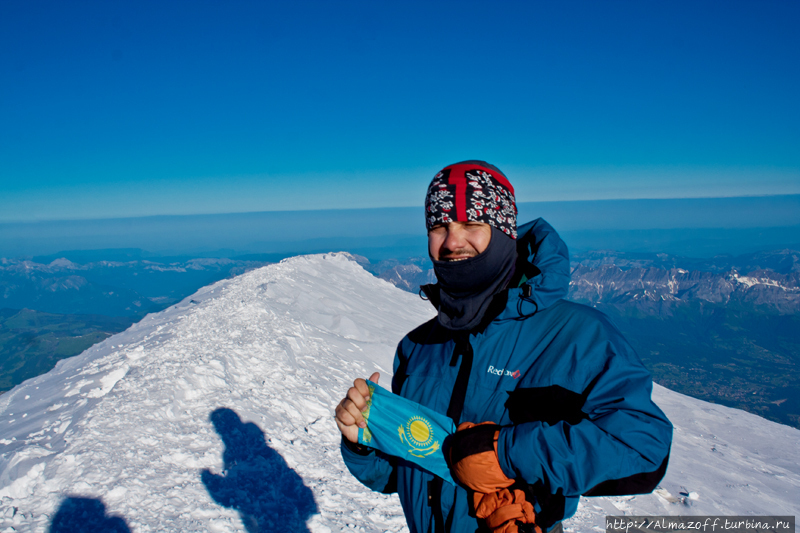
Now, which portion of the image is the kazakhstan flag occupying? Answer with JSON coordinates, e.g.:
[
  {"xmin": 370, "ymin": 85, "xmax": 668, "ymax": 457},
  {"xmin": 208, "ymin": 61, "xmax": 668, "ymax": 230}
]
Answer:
[{"xmin": 358, "ymin": 380, "xmax": 456, "ymax": 485}]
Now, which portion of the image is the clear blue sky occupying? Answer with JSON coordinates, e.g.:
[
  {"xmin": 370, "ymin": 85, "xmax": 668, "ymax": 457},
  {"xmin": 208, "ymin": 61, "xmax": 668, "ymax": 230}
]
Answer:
[{"xmin": 1, "ymin": 0, "xmax": 799, "ymax": 222}]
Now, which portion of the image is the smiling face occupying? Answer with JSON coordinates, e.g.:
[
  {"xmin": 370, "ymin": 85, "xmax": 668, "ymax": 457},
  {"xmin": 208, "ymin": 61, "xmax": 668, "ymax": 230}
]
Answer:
[{"xmin": 428, "ymin": 221, "xmax": 492, "ymax": 262}]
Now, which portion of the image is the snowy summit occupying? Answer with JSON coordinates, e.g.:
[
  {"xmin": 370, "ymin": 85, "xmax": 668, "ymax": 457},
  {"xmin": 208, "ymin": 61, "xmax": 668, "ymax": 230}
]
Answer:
[{"xmin": 0, "ymin": 253, "xmax": 798, "ymax": 532}]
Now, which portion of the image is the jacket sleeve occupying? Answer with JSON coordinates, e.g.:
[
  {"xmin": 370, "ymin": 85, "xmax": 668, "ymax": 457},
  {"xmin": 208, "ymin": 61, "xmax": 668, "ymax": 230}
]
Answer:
[
  {"xmin": 340, "ymin": 439, "xmax": 398, "ymax": 494},
  {"xmin": 495, "ymin": 324, "xmax": 673, "ymax": 497}
]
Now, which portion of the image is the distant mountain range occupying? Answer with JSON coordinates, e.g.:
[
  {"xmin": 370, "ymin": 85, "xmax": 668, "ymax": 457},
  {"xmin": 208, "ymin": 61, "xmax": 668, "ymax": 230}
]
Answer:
[
  {"xmin": 0, "ymin": 255, "xmax": 270, "ymax": 317},
  {"xmin": 569, "ymin": 249, "xmax": 800, "ymax": 314}
]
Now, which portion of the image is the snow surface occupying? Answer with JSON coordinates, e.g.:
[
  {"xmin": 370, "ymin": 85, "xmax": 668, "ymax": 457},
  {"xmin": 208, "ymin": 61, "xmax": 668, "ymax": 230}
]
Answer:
[{"xmin": 0, "ymin": 253, "xmax": 798, "ymax": 532}]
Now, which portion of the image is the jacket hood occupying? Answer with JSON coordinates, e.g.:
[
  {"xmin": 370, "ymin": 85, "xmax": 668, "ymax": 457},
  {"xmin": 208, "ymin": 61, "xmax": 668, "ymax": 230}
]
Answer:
[
  {"xmin": 421, "ymin": 218, "xmax": 570, "ymax": 323},
  {"xmin": 511, "ymin": 217, "xmax": 571, "ymax": 313}
]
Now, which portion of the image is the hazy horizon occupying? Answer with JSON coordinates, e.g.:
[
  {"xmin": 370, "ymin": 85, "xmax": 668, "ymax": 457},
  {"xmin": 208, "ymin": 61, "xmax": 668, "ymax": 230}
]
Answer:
[{"xmin": 2, "ymin": 194, "xmax": 798, "ymax": 260}]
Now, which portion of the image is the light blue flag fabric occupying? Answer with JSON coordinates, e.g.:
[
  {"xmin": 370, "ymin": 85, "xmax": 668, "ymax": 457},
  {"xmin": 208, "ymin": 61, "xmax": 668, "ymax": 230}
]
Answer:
[{"xmin": 358, "ymin": 380, "xmax": 456, "ymax": 485}]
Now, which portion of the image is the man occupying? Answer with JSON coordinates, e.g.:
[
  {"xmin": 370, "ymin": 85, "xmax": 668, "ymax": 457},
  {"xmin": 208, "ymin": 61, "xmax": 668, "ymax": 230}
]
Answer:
[{"xmin": 335, "ymin": 161, "xmax": 673, "ymax": 533}]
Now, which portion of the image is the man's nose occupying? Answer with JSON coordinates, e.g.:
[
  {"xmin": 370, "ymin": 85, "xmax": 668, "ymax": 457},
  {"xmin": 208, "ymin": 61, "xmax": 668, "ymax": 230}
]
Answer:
[{"xmin": 443, "ymin": 226, "xmax": 467, "ymax": 251}]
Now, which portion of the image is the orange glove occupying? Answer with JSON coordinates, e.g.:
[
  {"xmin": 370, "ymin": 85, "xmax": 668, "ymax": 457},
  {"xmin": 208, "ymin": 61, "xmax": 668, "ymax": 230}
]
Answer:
[
  {"xmin": 446, "ymin": 422, "xmax": 541, "ymax": 533},
  {"xmin": 446, "ymin": 421, "xmax": 514, "ymax": 493},
  {"xmin": 473, "ymin": 488, "xmax": 540, "ymax": 533}
]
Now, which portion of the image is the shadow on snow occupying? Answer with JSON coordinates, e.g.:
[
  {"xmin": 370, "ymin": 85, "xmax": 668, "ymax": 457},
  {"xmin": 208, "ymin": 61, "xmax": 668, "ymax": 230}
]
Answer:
[
  {"xmin": 49, "ymin": 496, "xmax": 131, "ymax": 533},
  {"xmin": 202, "ymin": 407, "xmax": 318, "ymax": 532}
]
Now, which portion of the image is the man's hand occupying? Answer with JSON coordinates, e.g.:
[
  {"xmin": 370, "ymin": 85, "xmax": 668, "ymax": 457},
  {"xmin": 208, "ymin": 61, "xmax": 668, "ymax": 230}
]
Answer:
[{"xmin": 335, "ymin": 372, "xmax": 380, "ymax": 443}]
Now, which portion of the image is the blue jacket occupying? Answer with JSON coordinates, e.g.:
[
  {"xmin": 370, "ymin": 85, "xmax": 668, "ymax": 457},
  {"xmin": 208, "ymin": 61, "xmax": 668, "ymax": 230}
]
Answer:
[{"xmin": 342, "ymin": 219, "xmax": 673, "ymax": 533}]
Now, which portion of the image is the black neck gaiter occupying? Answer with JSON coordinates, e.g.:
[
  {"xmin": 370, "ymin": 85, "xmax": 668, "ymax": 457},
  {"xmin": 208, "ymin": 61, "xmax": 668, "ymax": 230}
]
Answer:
[{"xmin": 431, "ymin": 226, "xmax": 517, "ymax": 331}]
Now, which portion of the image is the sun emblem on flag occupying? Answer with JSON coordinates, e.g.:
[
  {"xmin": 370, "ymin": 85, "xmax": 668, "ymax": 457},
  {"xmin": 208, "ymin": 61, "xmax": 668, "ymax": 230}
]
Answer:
[{"xmin": 398, "ymin": 415, "xmax": 440, "ymax": 458}]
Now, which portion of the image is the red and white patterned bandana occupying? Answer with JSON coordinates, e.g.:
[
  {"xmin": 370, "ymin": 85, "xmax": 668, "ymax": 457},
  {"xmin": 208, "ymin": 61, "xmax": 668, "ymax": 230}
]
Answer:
[{"xmin": 424, "ymin": 161, "xmax": 517, "ymax": 239}]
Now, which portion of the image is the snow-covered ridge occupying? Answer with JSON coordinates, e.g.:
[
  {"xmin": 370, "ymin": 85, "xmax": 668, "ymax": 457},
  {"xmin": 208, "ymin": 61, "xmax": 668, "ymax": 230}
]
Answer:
[
  {"xmin": 0, "ymin": 253, "xmax": 434, "ymax": 532},
  {"xmin": 731, "ymin": 271, "xmax": 796, "ymax": 290},
  {"xmin": 1, "ymin": 253, "xmax": 798, "ymax": 532}
]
